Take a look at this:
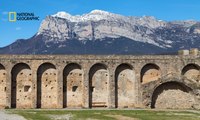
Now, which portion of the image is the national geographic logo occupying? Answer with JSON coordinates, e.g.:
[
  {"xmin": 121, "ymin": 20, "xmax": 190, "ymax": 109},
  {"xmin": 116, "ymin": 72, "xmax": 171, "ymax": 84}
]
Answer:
[{"xmin": 9, "ymin": 12, "xmax": 40, "ymax": 22}]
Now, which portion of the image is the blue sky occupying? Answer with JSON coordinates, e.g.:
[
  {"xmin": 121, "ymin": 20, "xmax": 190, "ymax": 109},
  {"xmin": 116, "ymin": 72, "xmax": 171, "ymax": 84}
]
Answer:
[{"xmin": 0, "ymin": 0, "xmax": 200, "ymax": 47}]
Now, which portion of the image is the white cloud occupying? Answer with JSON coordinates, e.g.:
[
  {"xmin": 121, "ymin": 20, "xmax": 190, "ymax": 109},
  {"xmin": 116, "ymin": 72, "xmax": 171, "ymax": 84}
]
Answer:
[{"xmin": 15, "ymin": 27, "xmax": 22, "ymax": 31}]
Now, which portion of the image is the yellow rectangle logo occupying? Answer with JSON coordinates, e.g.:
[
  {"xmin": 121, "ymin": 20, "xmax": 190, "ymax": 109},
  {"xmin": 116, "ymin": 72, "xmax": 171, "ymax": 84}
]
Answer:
[{"xmin": 9, "ymin": 12, "xmax": 17, "ymax": 22}]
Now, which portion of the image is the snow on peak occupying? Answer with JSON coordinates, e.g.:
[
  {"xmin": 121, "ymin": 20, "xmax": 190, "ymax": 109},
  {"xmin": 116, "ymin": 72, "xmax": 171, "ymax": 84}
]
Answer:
[
  {"xmin": 90, "ymin": 9, "xmax": 110, "ymax": 14},
  {"xmin": 51, "ymin": 10, "xmax": 122, "ymax": 22},
  {"xmin": 39, "ymin": 10, "xmax": 168, "ymax": 48},
  {"xmin": 52, "ymin": 11, "xmax": 72, "ymax": 19},
  {"xmin": 50, "ymin": 10, "xmax": 166, "ymax": 28}
]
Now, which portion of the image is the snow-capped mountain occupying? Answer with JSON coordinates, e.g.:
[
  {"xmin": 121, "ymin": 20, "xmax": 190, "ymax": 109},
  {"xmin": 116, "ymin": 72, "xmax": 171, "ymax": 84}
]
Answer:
[
  {"xmin": 38, "ymin": 10, "xmax": 167, "ymax": 48},
  {"xmin": 0, "ymin": 10, "xmax": 200, "ymax": 54}
]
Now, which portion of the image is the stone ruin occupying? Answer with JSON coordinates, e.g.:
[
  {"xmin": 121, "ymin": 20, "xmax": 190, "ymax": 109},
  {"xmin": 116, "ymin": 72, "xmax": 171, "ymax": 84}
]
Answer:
[{"xmin": 0, "ymin": 51, "xmax": 200, "ymax": 109}]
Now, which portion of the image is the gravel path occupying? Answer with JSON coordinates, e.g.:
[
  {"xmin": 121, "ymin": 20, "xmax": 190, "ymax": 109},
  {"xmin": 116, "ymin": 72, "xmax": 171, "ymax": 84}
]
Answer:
[{"xmin": 0, "ymin": 110, "xmax": 26, "ymax": 120}]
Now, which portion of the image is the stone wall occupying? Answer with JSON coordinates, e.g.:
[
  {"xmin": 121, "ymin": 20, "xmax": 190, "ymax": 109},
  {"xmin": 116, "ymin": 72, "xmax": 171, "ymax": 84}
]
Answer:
[
  {"xmin": 37, "ymin": 63, "xmax": 58, "ymax": 108},
  {"xmin": 151, "ymin": 82, "xmax": 195, "ymax": 109},
  {"xmin": 63, "ymin": 63, "xmax": 83, "ymax": 108},
  {"xmin": 115, "ymin": 64, "xmax": 136, "ymax": 108},
  {"xmin": 0, "ymin": 64, "xmax": 6, "ymax": 108},
  {"xmin": 11, "ymin": 63, "xmax": 33, "ymax": 108},
  {"xmin": 0, "ymin": 55, "xmax": 200, "ymax": 109}
]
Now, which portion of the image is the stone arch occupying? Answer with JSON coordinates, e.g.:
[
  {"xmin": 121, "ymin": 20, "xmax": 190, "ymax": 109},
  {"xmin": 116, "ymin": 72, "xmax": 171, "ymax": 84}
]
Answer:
[
  {"xmin": 89, "ymin": 63, "xmax": 109, "ymax": 108},
  {"xmin": 0, "ymin": 64, "xmax": 6, "ymax": 108},
  {"xmin": 182, "ymin": 64, "xmax": 200, "ymax": 81},
  {"xmin": 151, "ymin": 81, "xmax": 196, "ymax": 109},
  {"xmin": 63, "ymin": 63, "xmax": 83, "ymax": 108},
  {"xmin": 141, "ymin": 63, "xmax": 161, "ymax": 84},
  {"xmin": 37, "ymin": 62, "xmax": 58, "ymax": 108},
  {"xmin": 115, "ymin": 63, "xmax": 136, "ymax": 108},
  {"xmin": 11, "ymin": 63, "xmax": 32, "ymax": 108}
]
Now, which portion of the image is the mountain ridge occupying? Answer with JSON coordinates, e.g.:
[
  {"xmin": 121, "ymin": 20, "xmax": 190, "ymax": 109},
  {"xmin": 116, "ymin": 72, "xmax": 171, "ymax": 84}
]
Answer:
[{"xmin": 1, "ymin": 10, "xmax": 200, "ymax": 55}]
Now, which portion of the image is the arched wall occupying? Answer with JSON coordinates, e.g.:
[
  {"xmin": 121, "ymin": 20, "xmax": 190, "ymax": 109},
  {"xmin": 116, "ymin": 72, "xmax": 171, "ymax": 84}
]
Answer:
[
  {"xmin": 11, "ymin": 63, "xmax": 32, "ymax": 108},
  {"xmin": 115, "ymin": 63, "xmax": 136, "ymax": 108},
  {"xmin": 141, "ymin": 63, "xmax": 161, "ymax": 84},
  {"xmin": 37, "ymin": 62, "xmax": 58, "ymax": 108},
  {"xmin": 63, "ymin": 63, "xmax": 83, "ymax": 108},
  {"xmin": 89, "ymin": 63, "xmax": 109, "ymax": 108},
  {"xmin": 0, "ymin": 55, "xmax": 200, "ymax": 110},
  {"xmin": 182, "ymin": 64, "xmax": 200, "ymax": 82},
  {"xmin": 0, "ymin": 64, "xmax": 6, "ymax": 108},
  {"xmin": 151, "ymin": 81, "xmax": 196, "ymax": 109}
]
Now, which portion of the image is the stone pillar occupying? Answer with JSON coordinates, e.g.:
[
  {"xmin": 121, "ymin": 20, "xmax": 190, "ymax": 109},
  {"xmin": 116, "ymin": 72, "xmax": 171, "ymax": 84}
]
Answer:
[
  {"xmin": 32, "ymin": 62, "xmax": 37, "ymax": 108},
  {"xmin": 82, "ymin": 66, "xmax": 89, "ymax": 108},
  {"xmin": 57, "ymin": 64, "xmax": 63, "ymax": 108},
  {"xmin": 108, "ymin": 65, "xmax": 115, "ymax": 108},
  {"xmin": 135, "ymin": 64, "xmax": 143, "ymax": 108},
  {"xmin": 6, "ymin": 64, "xmax": 12, "ymax": 108}
]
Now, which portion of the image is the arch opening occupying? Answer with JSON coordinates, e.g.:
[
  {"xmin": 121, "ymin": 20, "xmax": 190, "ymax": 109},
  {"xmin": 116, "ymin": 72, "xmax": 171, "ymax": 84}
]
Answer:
[
  {"xmin": 115, "ymin": 64, "xmax": 136, "ymax": 108},
  {"xmin": 89, "ymin": 63, "xmax": 109, "ymax": 108},
  {"xmin": 182, "ymin": 64, "xmax": 200, "ymax": 82},
  {"xmin": 0, "ymin": 64, "xmax": 6, "ymax": 108},
  {"xmin": 63, "ymin": 63, "xmax": 83, "ymax": 108},
  {"xmin": 141, "ymin": 63, "xmax": 161, "ymax": 84},
  {"xmin": 151, "ymin": 81, "xmax": 196, "ymax": 109},
  {"xmin": 37, "ymin": 63, "xmax": 58, "ymax": 108},
  {"xmin": 11, "ymin": 63, "xmax": 32, "ymax": 108}
]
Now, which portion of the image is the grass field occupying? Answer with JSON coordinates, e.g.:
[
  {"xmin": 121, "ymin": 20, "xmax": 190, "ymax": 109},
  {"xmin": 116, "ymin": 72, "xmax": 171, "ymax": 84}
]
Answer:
[{"xmin": 8, "ymin": 109, "xmax": 200, "ymax": 120}]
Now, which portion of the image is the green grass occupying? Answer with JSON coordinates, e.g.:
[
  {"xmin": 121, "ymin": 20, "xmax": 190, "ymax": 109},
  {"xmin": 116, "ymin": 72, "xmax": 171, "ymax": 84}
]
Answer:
[{"xmin": 8, "ymin": 109, "xmax": 200, "ymax": 120}]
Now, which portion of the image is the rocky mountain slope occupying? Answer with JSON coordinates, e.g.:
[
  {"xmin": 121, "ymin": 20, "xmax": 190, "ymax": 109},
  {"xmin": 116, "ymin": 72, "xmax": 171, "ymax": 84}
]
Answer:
[{"xmin": 0, "ymin": 10, "xmax": 200, "ymax": 54}]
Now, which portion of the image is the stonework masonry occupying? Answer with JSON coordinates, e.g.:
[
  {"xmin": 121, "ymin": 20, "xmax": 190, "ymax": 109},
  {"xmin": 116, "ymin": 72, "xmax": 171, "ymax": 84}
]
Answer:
[{"xmin": 0, "ymin": 55, "xmax": 200, "ymax": 109}]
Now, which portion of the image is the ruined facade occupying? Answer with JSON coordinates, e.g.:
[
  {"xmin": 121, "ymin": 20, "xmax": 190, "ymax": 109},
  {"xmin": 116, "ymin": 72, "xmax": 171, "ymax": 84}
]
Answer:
[{"xmin": 0, "ymin": 55, "xmax": 200, "ymax": 109}]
